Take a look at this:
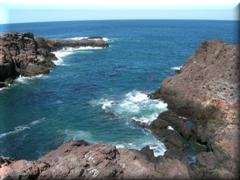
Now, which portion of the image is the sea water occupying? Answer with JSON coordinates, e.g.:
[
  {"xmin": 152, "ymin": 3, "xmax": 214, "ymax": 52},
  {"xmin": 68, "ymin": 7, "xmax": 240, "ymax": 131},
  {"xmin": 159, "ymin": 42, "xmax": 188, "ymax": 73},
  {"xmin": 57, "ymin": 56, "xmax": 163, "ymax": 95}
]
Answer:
[{"xmin": 0, "ymin": 20, "xmax": 237, "ymax": 159}]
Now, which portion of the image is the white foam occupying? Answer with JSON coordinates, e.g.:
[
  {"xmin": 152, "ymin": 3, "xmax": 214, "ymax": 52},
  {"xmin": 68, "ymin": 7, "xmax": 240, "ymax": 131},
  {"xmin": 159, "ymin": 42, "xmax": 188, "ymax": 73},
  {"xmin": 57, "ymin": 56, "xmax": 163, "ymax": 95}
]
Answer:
[
  {"xmin": 115, "ymin": 144, "xmax": 125, "ymax": 148},
  {"xmin": 167, "ymin": 126, "xmax": 174, "ymax": 130},
  {"xmin": 0, "ymin": 125, "xmax": 30, "ymax": 139},
  {"xmin": 148, "ymin": 143, "xmax": 166, "ymax": 157},
  {"xmin": 101, "ymin": 99, "xmax": 114, "ymax": 110},
  {"xmin": 114, "ymin": 135, "xmax": 166, "ymax": 157},
  {"xmin": 126, "ymin": 91, "xmax": 149, "ymax": 103},
  {"xmin": 53, "ymin": 36, "xmax": 109, "ymax": 66},
  {"xmin": 102, "ymin": 37, "xmax": 109, "ymax": 42},
  {"xmin": 15, "ymin": 74, "xmax": 47, "ymax": 84},
  {"xmin": 66, "ymin": 37, "xmax": 109, "ymax": 42},
  {"xmin": 131, "ymin": 113, "xmax": 159, "ymax": 125},
  {"xmin": 52, "ymin": 49, "xmax": 73, "ymax": 66},
  {"xmin": 30, "ymin": 118, "xmax": 45, "ymax": 125},
  {"xmin": 0, "ymin": 118, "xmax": 45, "ymax": 139},
  {"xmin": 90, "ymin": 90, "xmax": 168, "ymax": 156},
  {"xmin": 66, "ymin": 37, "xmax": 88, "ymax": 41},
  {"xmin": 171, "ymin": 66, "xmax": 182, "ymax": 71},
  {"xmin": 92, "ymin": 91, "xmax": 168, "ymax": 125},
  {"xmin": 52, "ymin": 46, "xmax": 103, "ymax": 66},
  {"xmin": 89, "ymin": 98, "xmax": 114, "ymax": 111},
  {"xmin": 0, "ymin": 85, "xmax": 10, "ymax": 92}
]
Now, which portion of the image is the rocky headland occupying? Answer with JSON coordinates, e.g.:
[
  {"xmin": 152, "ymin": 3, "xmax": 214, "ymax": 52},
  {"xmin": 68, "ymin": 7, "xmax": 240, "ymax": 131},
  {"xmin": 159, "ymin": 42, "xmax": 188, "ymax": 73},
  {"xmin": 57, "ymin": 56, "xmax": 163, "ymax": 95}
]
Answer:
[
  {"xmin": 0, "ymin": 32, "xmax": 108, "ymax": 88},
  {"xmin": 0, "ymin": 34, "xmax": 239, "ymax": 179},
  {"xmin": 150, "ymin": 40, "xmax": 239, "ymax": 178}
]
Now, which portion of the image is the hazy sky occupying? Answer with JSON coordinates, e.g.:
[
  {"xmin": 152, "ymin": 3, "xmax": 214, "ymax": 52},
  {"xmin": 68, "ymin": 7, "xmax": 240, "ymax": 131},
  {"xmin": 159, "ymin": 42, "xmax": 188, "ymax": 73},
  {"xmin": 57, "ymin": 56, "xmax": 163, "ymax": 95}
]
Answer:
[{"xmin": 0, "ymin": 0, "xmax": 239, "ymax": 24}]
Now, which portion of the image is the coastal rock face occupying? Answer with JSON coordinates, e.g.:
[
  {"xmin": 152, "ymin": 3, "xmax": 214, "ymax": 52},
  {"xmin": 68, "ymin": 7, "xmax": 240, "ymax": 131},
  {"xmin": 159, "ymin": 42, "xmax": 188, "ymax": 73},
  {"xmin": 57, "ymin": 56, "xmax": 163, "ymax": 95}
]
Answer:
[
  {"xmin": 0, "ymin": 140, "xmax": 190, "ymax": 179},
  {"xmin": 152, "ymin": 40, "xmax": 239, "ymax": 112},
  {"xmin": 151, "ymin": 40, "xmax": 240, "ymax": 178},
  {"xmin": 0, "ymin": 32, "xmax": 108, "ymax": 87},
  {"xmin": 0, "ymin": 32, "xmax": 55, "ymax": 82}
]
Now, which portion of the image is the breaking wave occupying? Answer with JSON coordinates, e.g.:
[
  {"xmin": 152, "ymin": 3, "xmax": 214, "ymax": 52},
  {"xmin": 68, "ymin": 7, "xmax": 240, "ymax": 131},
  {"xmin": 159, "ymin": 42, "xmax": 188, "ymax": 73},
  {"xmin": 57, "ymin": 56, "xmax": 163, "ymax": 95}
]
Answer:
[
  {"xmin": 115, "ymin": 132, "xmax": 166, "ymax": 157},
  {"xmin": 52, "ymin": 46, "xmax": 104, "ymax": 66},
  {"xmin": 15, "ymin": 74, "xmax": 47, "ymax": 84},
  {"xmin": 171, "ymin": 66, "xmax": 182, "ymax": 71},
  {"xmin": 90, "ymin": 90, "xmax": 168, "ymax": 156},
  {"xmin": 91, "ymin": 90, "xmax": 168, "ymax": 125},
  {"xmin": 66, "ymin": 36, "xmax": 109, "ymax": 42}
]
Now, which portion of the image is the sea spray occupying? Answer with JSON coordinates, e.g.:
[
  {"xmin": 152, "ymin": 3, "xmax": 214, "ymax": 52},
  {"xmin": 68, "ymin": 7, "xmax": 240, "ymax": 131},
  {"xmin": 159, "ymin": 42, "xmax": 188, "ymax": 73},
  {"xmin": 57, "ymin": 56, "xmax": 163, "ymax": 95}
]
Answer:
[
  {"xmin": 66, "ymin": 36, "xmax": 109, "ymax": 42},
  {"xmin": 16, "ymin": 74, "xmax": 48, "ymax": 84},
  {"xmin": 171, "ymin": 66, "xmax": 182, "ymax": 71},
  {"xmin": 52, "ymin": 46, "xmax": 104, "ymax": 66},
  {"xmin": 91, "ymin": 90, "xmax": 168, "ymax": 125},
  {"xmin": 90, "ymin": 90, "xmax": 168, "ymax": 156}
]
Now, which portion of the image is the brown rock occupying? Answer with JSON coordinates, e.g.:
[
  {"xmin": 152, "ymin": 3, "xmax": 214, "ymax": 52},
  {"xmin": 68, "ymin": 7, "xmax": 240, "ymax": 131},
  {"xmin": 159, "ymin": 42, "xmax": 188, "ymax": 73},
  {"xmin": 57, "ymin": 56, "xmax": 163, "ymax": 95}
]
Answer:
[
  {"xmin": 151, "ymin": 40, "xmax": 240, "ymax": 178},
  {"xmin": 0, "ymin": 141, "xmax": 191, "ymax": 179}
]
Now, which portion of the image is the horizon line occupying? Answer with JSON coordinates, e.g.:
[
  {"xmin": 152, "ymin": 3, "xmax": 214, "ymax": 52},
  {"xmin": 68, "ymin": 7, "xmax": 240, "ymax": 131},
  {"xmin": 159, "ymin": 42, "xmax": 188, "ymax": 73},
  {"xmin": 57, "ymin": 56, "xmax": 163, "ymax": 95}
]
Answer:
[{"xmin": 0, "ymin": 18, "xmax": 238, "ymax": 25}]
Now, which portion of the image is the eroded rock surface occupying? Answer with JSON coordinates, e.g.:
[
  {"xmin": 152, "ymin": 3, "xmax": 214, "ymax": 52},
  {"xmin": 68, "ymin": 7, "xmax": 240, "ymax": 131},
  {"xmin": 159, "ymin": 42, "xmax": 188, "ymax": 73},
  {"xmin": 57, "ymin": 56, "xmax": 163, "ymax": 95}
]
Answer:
[
  {"xmin": 0, "ymin": 140, "xmax": 189, "ymax": 179},
  {"xmin": 151, "ymin": 40, "xmax": 240, "ymax": 178},
  {"xmin": 0, "ymin": 32, "xmax": 108, "ymax": 87}
]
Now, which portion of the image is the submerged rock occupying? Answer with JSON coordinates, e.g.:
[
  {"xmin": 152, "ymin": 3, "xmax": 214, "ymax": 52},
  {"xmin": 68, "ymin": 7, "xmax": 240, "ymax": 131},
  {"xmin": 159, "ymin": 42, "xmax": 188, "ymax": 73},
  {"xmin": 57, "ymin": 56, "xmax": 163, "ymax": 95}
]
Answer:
[
  {"xmin": 150, "ymin": 40, "xmax": 240, "ymax": 178},
  {"xmin": 0, "ymin": 32, "xmax": 108, "ymax": 87}
]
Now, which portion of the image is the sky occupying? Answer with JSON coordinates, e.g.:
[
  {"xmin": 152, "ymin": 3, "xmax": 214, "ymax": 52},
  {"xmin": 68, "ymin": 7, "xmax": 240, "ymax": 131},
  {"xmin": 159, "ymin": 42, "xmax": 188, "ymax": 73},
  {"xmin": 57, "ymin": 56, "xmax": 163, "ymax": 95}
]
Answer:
[{"xmin": 0, "ymin": 0, "xmax": 239, "ymax": 24}]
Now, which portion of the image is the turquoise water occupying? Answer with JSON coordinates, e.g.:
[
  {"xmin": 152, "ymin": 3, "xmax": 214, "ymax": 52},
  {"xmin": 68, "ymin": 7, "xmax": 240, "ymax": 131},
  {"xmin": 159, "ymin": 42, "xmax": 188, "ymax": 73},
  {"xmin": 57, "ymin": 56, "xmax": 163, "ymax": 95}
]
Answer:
[{"xmin": 0, "ymin": 20, "xmax": 237, "ymax": 159}]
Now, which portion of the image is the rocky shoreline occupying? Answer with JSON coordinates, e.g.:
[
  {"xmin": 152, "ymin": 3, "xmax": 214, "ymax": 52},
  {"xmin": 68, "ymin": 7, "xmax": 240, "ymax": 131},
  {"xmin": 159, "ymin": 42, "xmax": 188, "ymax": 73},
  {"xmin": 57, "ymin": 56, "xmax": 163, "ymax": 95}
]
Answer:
[
  {"xmin": 0, "ymin": 34, "xmax": 239, "ymax": 179},
  {"xmin": 150, "ymin": 40, "xmax": 239, "ymax": 178},
  {"xmin": 0, "ymin": 32, "xmax": 108, "ymax": 88}
]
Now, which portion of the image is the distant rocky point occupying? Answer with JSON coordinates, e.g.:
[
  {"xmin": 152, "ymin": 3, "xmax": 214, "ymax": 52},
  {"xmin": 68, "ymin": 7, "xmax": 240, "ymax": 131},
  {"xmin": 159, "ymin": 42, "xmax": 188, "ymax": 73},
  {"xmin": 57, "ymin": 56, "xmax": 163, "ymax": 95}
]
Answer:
[{"xmin": 0, "ymin": 32, "xmax": 108, "ymax": 88}]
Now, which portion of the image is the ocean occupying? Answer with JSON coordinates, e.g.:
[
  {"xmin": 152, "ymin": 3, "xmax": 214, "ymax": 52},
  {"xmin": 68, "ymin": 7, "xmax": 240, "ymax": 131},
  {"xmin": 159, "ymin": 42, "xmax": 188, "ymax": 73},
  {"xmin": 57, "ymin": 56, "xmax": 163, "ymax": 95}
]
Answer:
[{"xmin": 0, "ymin": 20, "xmax": 237, "ymax": 160}]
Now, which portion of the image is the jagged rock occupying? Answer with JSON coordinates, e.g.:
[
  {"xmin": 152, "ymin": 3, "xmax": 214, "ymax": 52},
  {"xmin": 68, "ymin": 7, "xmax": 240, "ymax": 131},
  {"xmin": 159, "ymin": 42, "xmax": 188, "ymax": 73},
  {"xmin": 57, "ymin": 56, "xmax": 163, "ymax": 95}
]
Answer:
[
  {"xmin": 0, "ymin": 32, "xmax": 108, "ymax": 87},
  {"xmin": 150, "ymin": 40, "xmax": 240, "ymax": 178},
  {"xmin": 0, "ymin": 140, "xmax": 190, "ymax": 179}
]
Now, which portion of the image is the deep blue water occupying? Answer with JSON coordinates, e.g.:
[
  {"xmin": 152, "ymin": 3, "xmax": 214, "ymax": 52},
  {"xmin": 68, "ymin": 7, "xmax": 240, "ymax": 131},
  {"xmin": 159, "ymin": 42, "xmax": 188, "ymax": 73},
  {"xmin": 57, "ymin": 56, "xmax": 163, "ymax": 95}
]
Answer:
[{"xmin": 0, "ymin": 20, "xmax": 237, "ymax": 159}]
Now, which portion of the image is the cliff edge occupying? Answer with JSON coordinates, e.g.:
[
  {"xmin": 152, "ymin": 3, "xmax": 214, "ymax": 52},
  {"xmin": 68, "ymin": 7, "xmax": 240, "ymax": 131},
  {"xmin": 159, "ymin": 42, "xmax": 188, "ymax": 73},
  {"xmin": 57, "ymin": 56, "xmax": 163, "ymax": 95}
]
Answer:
[{"xmin": 151, "ymin": 40, "xmax": 239, "ymax": 178}]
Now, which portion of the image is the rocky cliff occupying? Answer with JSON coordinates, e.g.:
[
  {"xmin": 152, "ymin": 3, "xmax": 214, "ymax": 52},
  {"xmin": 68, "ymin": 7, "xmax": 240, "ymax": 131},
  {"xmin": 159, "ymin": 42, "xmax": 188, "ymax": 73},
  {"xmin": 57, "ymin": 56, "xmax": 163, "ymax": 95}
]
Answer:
[
  {"xmin": 150, "ymin": 40, "xmax": 239, "ymax": 178},
  {"xmin": 0, "ymin": 32, "xmax": 108, "ymax": 88}
]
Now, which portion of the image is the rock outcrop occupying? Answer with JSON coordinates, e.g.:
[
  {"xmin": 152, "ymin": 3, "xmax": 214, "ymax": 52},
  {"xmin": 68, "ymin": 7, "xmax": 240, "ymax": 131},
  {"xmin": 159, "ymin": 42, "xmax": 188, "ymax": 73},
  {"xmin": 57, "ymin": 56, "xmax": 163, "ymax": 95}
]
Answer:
[
  {"xmin": 0, "ymin": 140, "xmax": 190, "ymax": 179},
  {"xmin": 150, "ymin": 40, "xmax": 240, "ymax": 178},
  {"xmin": 0, "ymin": 32, "xmax": 108, "ymax": 87}
]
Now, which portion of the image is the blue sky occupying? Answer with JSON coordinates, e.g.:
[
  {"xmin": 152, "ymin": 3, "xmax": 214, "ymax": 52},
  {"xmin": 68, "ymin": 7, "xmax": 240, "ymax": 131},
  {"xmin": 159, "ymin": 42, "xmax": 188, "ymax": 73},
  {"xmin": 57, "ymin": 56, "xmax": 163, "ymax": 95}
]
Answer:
[{"xmin": 0, "ymin": 0, "xmax": 239, "ymax": 24}]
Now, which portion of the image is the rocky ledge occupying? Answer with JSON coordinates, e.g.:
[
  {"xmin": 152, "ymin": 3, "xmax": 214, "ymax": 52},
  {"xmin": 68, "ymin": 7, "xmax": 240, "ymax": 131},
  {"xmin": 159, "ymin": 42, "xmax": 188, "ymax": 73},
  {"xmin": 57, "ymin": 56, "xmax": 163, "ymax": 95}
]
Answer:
[
  {"xmin": 0, "ymin": 32, "xmax": 108, "ymax": 88},
  {"xmin": 150, "ymin": 40, "xmax": 239, "ymax": 178},
  {"xmin": 0, "ymin": 141, "xmax": 189, "ymax": 179}
]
